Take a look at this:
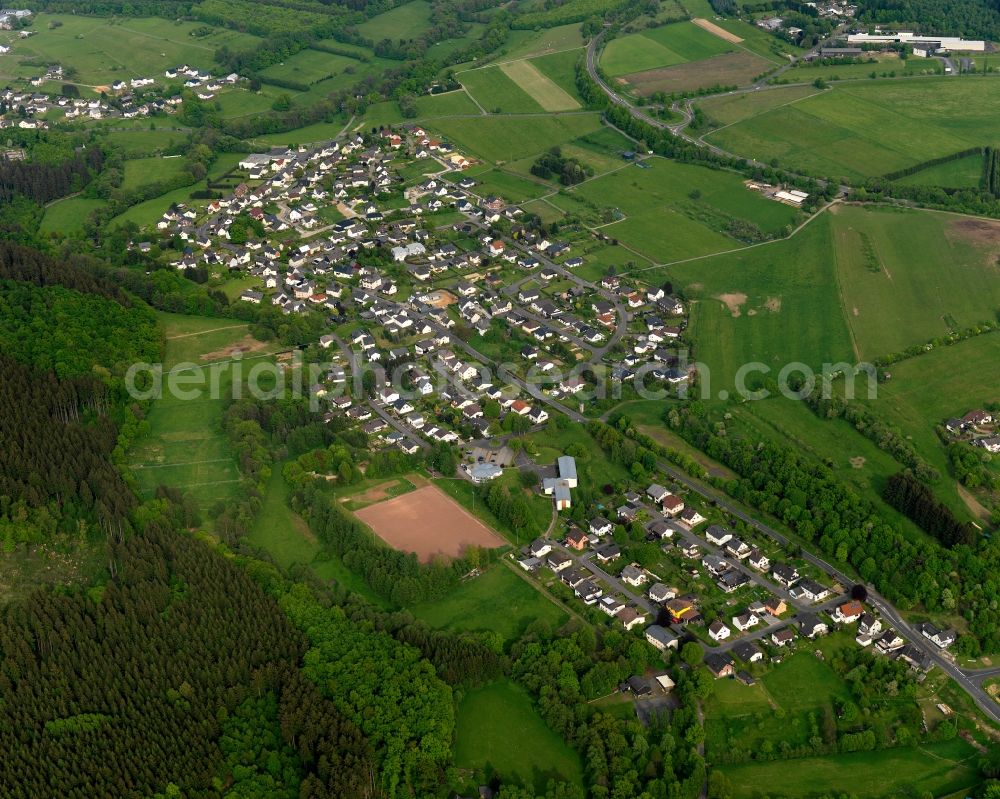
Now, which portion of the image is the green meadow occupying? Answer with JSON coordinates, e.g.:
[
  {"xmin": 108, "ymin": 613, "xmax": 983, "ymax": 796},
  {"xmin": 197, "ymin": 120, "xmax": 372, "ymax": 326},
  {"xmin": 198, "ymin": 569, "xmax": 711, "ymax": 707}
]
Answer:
[
  {"xmin": 601, "ymin": 20, "xmax": 734, "ymax": 77},
  {"xmin": 428, "ymin": 113, "xmax": 604, "ymax": 163},
  {"xmin": 706, "ymin": 79, "xmax": 1000, "ymax": 180},
  {"xmin": 557, "ymin": 157, "xmax": 800, "ymax": 261},
  {"xmin": 454, "ymin": 681, "xmax": 585, "ymax": 792},
  {"xmin": 460, "ymin": 65, "xmax": 545, "ymax": 114},
  {"xmin": 669, "ymin": 213, "xmax": 854, "ymax": 393},
  {"xmin": 39, "ymin": 198, "xmax": 107, "ymax": 235},
  {"xmin": 5, "ymin": 14, "xmax": 258, "ymax": 85},
  {"xmin": 358, "ymin": 0, "xmax": 433, "ymax": 40},
  {"xmin": 122, "ymin": 156, "xmax": 190, "ymax": 192},
  {"xmin": 896, "ymin": 151, "xmax": 985, "ymax": 188},
  {"xmin": 829, "ymin": 205, "xmax": 1000, "ymax": 360},
  {"xmin": 717, "ymin": 739, "xmax": 980, "ymax": 799}
]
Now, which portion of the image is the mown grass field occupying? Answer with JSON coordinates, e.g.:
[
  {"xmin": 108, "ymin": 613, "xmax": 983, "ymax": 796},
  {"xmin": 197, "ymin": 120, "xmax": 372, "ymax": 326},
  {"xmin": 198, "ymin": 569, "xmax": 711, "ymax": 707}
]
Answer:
[
  {"xmin": 558, "ymin": 158, "xmax": 800, "ymax": 261},
  {"xmin": 428, "ymin": 113, "xmax": 604, "ymax": 164},
  {"xmin": 39, "ymin": 198, "xmax": 107, "ymax": 235},
  {"xmin": 412, "ymin": 565, "xmax": 567, "ymax": 641},
  {"xmin": 717, "ymin": 738, "xmax": 980, "ymax": 799},
  {"xmin": 669, "ymin": 212, "xmax": 854, "ymax": 394},
  {"xmin": 3, "ymin": 14, "xmax": 259, "ymax": 86},
  {"xmin": 454, "ymin": 680, "xmax": 585, "ymax": 792},
  {"xmin": 500, "ymin": 59, "xmax": 580, "ymax": 111},
  {"xmin": 706, "ymin": 79, "xmax": 1000, "ymax": 180},
  {"xmin": 829, "ymin": 205, "xmax": 1000, "ymax": 360},
  {"xmin": 602, "ymin": 20, "xmax": 735, "ymax": 77},
  {"xmin": 530, "ymin": 48, "xmax": 587, "ymax": 103}
]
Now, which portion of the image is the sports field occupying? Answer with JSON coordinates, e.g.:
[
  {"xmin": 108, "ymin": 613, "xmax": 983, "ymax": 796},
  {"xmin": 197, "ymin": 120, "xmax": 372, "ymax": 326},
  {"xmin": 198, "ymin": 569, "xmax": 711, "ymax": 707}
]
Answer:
[
  {"xmin": 454, "ymin": 680, "xmax": 585, "ymax": 792},
  {"xmin": 412, "ymin": 565, "xmax": 567, "ymax": 640},
  {"xmin": 601, "ymin": 20, "xmax": 735, "ymax": 77},
  {"xmin": 355, "ymin": 484, "xmax": 506, "ymax": 561},
  {"xmin": 128, "ymin": 314, "xmax": 283, "ymax": 512},
  {"xmin": 706, "ymin": 79, "xmax": 1000, "ymax": 180}
]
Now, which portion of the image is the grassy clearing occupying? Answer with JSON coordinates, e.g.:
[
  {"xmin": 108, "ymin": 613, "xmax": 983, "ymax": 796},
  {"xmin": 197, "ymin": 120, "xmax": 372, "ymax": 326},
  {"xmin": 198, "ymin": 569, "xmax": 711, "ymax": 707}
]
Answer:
[
  {"xmin": 412, "ymin": 564, "xmax": 567, "ymax": 641},
  {"xmin": 707, "ymin": 79, "xmax": 1000, "ymax": 180},
  {"xmin": 428, "ymin": 113, "xmax": 604, "ymax": 164},
  {"xmin": 454, "ymin": 680, "xmax": 585, "ymax": 792},
  {"xmin": 602, "ymin": 20, "xmax": 734, "ymax": 77},
  {"xmin": 39, "ymin": 198, "xmax": 107, "ymax": 235},
  {"xmin": 99, "ymin": 126, "xmax": 190, "ymax": 156},
  {"xmin": 358, "ymin": 0, "xmax": 433, "ymax": 40},
  {"xmin": 249, "ymin": 120, "xmax": 349, "ymax": 147},
  {"xmin": 717, "ymin": 739, "xmax": 981, "ymax": 799},
  {"xmin": 122, "ymin": 156, "xmax": 190, "ymax": 192},
  {"xmin": 465, "ymin": 168, "xmax": 550, "ymax": 202},
  {"xmin": 829, "ymin": 205, "xmax": 1000, "ymax": 360},
  {"xmin": 761, "ymin": 652, "xmax": 852, "ymax": 712},
  {"xmin": 669, "ymin": 212, "xmax": 854, "ymax": 393}
]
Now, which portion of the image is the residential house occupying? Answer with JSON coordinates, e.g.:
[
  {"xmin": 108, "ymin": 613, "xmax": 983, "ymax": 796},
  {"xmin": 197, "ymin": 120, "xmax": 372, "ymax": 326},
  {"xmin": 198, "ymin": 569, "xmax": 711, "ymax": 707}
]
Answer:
[
  {"xmin": 645, "ymin": 624, "xmax": 679, "ymax": 651},
  {"xmin": 621, "ymin": 564, "xmax": 647, "ymax": 587},
  {"xmin": 705, "ymin": 653, "xmax": 735, "ymax": 678},
  {"xmin": 709, "ymin": 620, "xmax": 731, "ymax": 642},
  {"xmin": 798, "ymin": 613, "xmax": 828, "ymax": 639}
]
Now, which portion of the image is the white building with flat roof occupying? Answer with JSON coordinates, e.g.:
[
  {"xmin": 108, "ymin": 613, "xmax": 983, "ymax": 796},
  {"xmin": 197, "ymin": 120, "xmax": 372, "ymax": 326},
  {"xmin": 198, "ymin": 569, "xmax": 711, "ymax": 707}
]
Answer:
[{"xmin": 846, "ymin": 31, "xmax": 985, "ymax": 51}]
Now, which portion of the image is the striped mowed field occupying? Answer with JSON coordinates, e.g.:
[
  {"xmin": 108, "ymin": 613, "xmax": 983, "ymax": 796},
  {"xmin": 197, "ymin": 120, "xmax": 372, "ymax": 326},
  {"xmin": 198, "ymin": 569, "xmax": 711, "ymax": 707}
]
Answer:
[{"xmin": 499, "ymin": 59, "xmax": 580, "ymax": 111}]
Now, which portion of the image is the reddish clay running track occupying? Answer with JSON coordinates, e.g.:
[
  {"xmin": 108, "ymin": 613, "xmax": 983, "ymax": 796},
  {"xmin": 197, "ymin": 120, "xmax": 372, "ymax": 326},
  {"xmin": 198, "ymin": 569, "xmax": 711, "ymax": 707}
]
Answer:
[{"xmin": 355, "ymin": 484, "xmax": 505, "ymax": 562}]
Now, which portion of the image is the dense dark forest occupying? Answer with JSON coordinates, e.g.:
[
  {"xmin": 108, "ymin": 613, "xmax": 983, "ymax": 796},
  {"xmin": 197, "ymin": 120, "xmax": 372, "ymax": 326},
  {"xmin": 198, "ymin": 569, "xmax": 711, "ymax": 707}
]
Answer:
[
  {"xmin": 0, "ymin": 147, "xmax": 104, "ymax": 206},
  {"xmin": 0, "ymin": 523, "xmax": 376, "ymax": 799},
  {"xmin": 0, "ymin": 354, "xmax": 136, "ymax": 537}
]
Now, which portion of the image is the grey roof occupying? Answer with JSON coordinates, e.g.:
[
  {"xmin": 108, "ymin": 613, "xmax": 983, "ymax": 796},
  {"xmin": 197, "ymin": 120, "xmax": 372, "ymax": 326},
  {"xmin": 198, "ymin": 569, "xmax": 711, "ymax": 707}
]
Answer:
[{"xmin": 558, "ymin": 455, "xmax": 577, "ymax": 481}]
